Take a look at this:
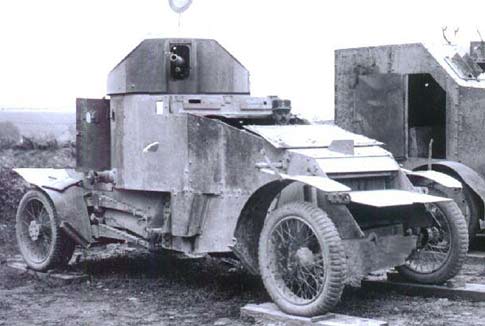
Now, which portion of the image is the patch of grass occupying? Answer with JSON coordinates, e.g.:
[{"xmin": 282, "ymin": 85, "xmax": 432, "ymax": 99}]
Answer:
[
  {"xmin": 0, "ymin": 167, "xmax": 27, "ymax": 221},
  {"xmin": 0, "ymin": 121, "xmax": 20, "ymax": 149},
  {"xmin": 0, "ymin": 148, "xmax": 75, "ymax": 225}
]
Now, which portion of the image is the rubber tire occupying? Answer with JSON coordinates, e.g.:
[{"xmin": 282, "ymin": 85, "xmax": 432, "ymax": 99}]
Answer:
[
  {"xmin": 429, "ymin": 173, "xmax": 480, "ymax": 241},
  {"xmin": 462, "ymin": 185, "xmax": 480, "ymax": 242},
  {"xmin": 16, "ymin": 190, "xmax": 75, "ymax": 271},
  {"xmin": 258, "ymin": 202, "xmax": 346, "ymax": 317},
  {"xmin": 416, "ymin": 183, "xmax": 479, "ymax": 242},
  {"xmin": 396, "ymin": 200, "xmax": 468, "ymax": 284}
]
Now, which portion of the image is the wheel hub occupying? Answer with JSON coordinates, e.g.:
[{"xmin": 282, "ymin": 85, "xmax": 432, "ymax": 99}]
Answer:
[
  {"xmin": 423, "ymin": 226, "xmax": 442, "ymax": 244},
  {"xmin": 28, "ymin": 221, "xmax": 41, "ymax": 241},
  {"xmin": 295, "ymin": 247, "xmax": 314, "ymax": 268}
]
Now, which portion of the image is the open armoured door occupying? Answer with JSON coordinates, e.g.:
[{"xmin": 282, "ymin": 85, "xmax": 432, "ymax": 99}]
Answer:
[
  {"xmin": 76, "ymin": 98, "xmax": 111, "ymax": 172},
  {"xmin": 353, "ymin": 73, "xmax": 406, "ymax": 159}
]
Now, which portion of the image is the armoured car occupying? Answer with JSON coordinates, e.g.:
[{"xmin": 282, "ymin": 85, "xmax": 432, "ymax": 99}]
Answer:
[
  {"xmin": 335, "ymin": 41, "xmax": 485, "ymax": 240},
  {"xmin": 14, "ymin": 39, "xmax": 468, "ymax": 316}
]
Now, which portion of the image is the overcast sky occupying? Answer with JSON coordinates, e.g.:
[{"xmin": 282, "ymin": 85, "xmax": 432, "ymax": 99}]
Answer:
[{"xmin": 0, "ymin": 0, "xmax": 484, "ymax": 119}]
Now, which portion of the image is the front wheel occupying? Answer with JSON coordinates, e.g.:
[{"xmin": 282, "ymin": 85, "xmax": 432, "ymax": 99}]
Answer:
[
  {"xmin": 396, "ymin": 200, "xmax": 468, "ymax": 284},
  {"xmin": 258, "ymin": 202, "xmax": 346, "ymax": 317}
]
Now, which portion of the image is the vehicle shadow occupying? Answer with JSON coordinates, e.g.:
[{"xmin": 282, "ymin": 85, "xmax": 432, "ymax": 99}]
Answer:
[{"xmin": 68, "ymin": 246, "xmax": 267, "ymax": 300}]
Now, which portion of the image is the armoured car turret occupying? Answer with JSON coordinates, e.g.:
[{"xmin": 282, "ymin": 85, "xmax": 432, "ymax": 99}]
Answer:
[{"xmin": 14, "ymin": 38, "xmax": 468, "ymax": 316}]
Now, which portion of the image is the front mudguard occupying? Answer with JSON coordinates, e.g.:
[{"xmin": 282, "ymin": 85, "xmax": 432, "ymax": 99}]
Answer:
[
  {"xmin": 414, "ymin": 162, "xmax": 485, "ymax": 222},
  {"xmin": 404, "ymin": 169, "xmax": 462, "ymax": 191}
]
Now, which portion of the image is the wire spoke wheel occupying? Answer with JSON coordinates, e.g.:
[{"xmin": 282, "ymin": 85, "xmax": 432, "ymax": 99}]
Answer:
[
  {"xmin": 405, "ymin": 204, "xmax": 452, "ymax": 274},
  {"xmin": 269, "ymin": 217, "xmax": 325, "ymax": 303},
  {"xmin": 17, "ymin": 198, "xmax": 54, "ymax": 264},
  {"xmin": 397, "ymin": 199, "xmax": 468, "ymax": 284},
  {"xmin": 16, "ymin": 190, "xmax": 76, "ymax": 271},
  {"xmin": 259, "ymin": 202, "xmax": 346, "ymax": 317}
]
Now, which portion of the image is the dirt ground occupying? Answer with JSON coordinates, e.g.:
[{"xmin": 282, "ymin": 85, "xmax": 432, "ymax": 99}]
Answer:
[
  {"xmin": 3, "ymin": 149, "xmax": 485, "ymax": 325},
  {"xmin": 2, "ymin": 241, "xmax": 485, "ymax": 326},
  {"xmin": 0, "ymin": 244, "xmax": 263, "ymax": 326}
]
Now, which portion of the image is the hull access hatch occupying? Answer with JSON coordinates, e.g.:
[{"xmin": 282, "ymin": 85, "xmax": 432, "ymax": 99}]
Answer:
[{"xmin": 244, "ymin": 124, "xmax": 382, "ymax": 149}]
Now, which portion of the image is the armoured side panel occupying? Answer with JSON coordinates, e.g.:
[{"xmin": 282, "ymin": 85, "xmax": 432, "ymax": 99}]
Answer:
[
  {"xmin": 170, "ymin": 117, "xmax": 273, "ymax": 239},
  {"xmin": 223, "ymin": 124, "xmax": 267, "ymax": 189},
  {"xmin": 457, "ymin": 86, "xmax": 485, "ymax": 176},
  {"xmin": 111, "ymin": 95, "xmax": 188, "ymax": 191},
  {"xmin": 111, "ymin": 95, "xmax": 271, "ymax": 194},
  {"xmin": 194, "ymin": 195, "xmax": 249, "ymax": 252},
  {"xmin": 193, "ymin": 128, "xmax": 278, "ymax": 252},
  {"xmin": 76, "ymin": 98, "xmax": 111, "ymax": 171},
  {"xmin": 187, "ymin": 114, "xmax": 223, "ymax": 194}
]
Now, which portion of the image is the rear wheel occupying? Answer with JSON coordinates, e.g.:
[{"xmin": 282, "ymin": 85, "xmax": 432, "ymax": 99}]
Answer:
[
  {"xmin": 461, "ymin": 185, "xmax": 480, "ymax": 242},
  {"xmin": 396, "ymin": 200, "xmax": 468, "ymax": 284},
  {"xmin": 436, "ymin": 183, "xmax": 481, "ymax": 241},
  {"xmin": 416, "ymin": 171, "xmax": 480, "ymax": 241},
  {"xmin": 16, "ymin": 190, "xmax": 75, "ymax": 271},
  {"xmin": 258, "ymin": 202, "xmax": 346, "ymax": 316}
]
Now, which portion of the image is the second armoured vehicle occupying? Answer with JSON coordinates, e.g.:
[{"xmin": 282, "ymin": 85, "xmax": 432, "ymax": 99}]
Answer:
[
  {"xmin": 14, "ymin": 38, "xmax": 468, "ymax": 316},
  {"xmin": 335, "ymin": 41, "xmax": 485, "ymax": 241}
]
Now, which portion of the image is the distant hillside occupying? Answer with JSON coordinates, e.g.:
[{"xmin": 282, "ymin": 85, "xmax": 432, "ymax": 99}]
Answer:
[{"xmin": 0, "ymin": 110, "xmax": 75, "ymax": 143}]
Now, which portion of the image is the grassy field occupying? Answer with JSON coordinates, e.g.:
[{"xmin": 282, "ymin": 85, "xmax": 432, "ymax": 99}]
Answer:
[
  {"xmin": 0, "ymin": 109, "xmax": 75, "ymax": 144},
  {"xmin": 0, "ymin": 109, "xmax": 75, "ymax": 216}
]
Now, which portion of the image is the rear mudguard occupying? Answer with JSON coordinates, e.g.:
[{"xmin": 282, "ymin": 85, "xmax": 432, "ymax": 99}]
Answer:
[{"xmin": 13, "ymin": 168, "xmax": 92, "ymax": 245}]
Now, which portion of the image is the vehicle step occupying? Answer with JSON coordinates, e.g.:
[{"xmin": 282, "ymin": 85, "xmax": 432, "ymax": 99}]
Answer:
[
  {"xmin": 467, "ymin": 250, "xmax": 485, "ymax": 264},
  {"xmin": 362, "ymin": 276, "xmax": 485, "ymax": 301},
  {"xmin": 241, "ymin": 302, "xmax": 388, "ymax": 326},
  {"xmin": 7, "ymin": 257, "xmax": 88, "ymax": 285}
]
